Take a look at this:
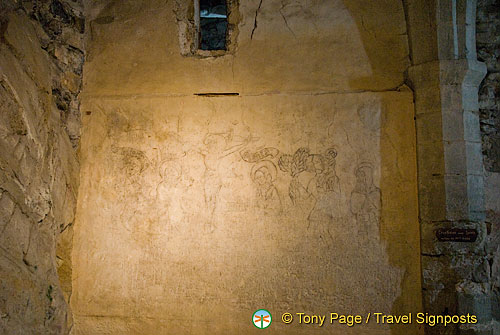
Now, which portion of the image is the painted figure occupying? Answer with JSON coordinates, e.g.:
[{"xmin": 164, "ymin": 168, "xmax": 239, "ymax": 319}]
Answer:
[
  {"xmin": 276, "ymin": 146, "xmax": 342, "ymax": 243},
  {"xmin": 350, "ymin": 162, "xmax": 380, "ymax": 237},
  {"xmin": 251, "ymin": 160, "xmax": 282, "ymax": 212},
  {"xmin": 278, "ymin": 148, "xmax": 315, "ymax": 204},
  {"xmin": 155, "ymin": 161, "xmax": 183, "ymax": 233},
  {"xmin": 200, "ymin": 130, "xmax": 255, "ymax": 230}
]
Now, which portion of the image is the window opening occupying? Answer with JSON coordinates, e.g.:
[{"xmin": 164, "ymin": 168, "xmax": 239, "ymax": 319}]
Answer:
[{"xmin": 198, "ymin": 0, "xmax": 228, "ymax": 50}]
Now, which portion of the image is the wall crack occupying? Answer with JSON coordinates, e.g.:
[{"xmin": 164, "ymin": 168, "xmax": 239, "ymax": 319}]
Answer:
[
  {"xmin": 279, "ymin": 1, "xmax": 296, "ymax": 38},
  {"xmin": 250, "ymin": 0, "xmax": 263, "ymax": 40}
]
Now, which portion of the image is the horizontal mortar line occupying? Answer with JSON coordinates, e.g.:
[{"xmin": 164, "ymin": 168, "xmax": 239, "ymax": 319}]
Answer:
[
  {"xmin": 75, "ymin": 314, "xmax": 386, "ymax": 330},
  {"xmin": 80, "ymin": 86, "xmax": 407, "ymax": 99},
  {"xmin": 75, "ymin": 314, "xmax": 227, "ymax": 322}
]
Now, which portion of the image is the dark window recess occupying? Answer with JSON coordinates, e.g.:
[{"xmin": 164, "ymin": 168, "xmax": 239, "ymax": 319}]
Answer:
[{"xmin": 199, "ymin": 0, "xmax": 228, "ymax": 50}]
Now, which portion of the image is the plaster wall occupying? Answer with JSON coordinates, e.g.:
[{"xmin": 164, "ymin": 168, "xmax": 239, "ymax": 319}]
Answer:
[{"xmin": 73, "ymin": 1, "xmax": 422, "ymax": 334}]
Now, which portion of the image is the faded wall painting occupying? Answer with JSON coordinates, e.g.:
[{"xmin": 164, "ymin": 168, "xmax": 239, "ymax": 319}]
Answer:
[
  {"xmin": 72, "ymin": 93, "xmax": 421, "ymax": 334},
  {"xmin": 74, "ymin": 1, "xmax": 419, "ymax": 333}
]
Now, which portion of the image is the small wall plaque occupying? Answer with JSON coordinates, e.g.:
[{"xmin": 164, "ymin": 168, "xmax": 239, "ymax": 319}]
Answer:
[{"xmin": 436, "ymin": 228, "xmax": 478, "ymax": 242}]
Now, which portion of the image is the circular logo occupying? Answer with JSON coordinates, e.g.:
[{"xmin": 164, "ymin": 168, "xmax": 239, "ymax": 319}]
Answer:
[{"xmin": 252, "ymin": 309, "xmax": 272, "ymax": 329}]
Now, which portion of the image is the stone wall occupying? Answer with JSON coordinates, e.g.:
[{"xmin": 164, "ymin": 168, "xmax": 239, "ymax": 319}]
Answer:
[
  {"xmin": 478, "ymin": 0, "xmax": 500, "ymax": 173},
  {"xmin": 0, "ymin": 0, "xmax": 84, "ymax": 334},
  {"xmin": 477, "ymin": 0, "xmax": 500, "ymax": 328}
]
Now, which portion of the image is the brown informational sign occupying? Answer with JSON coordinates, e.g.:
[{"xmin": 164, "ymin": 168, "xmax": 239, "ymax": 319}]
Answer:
[{"xmin": 436, "ymin": 228, "xmax": 478, "ymax": 242}]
